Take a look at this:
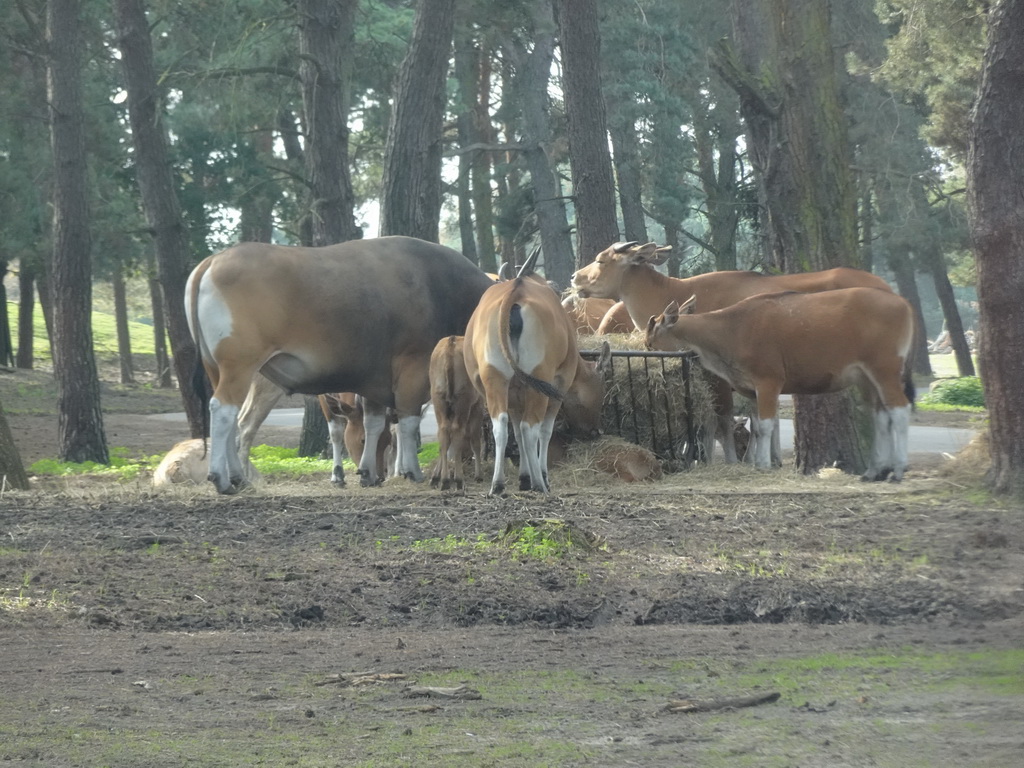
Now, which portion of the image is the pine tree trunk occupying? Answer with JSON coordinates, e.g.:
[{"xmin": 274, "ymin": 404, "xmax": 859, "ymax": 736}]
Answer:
[
  {"xmin": 924, "ymin": 245, "xmax": 975, "ymax": 377},
  {"xmin": 0, "ymin": 402, "xmax": 29, "ymax": 490},
  {"xmin": 555, "ymin": 0, "xmax": 620, "ymax": 268},
  {"xmin": 114, "ymin": 0, "xmax": 204, "ymax": 436},
  {"xmin": 472, "ymin": 52, "xmax": 497, "ymax": 272},
  {"xmin": 518, "ymin": 0, "xmax": 574, "ymax": 289},
  {"xmin": 113, "ymin": 272, "xmax": 134, "ymax": 385},
  {"xmin": 379, "ymin": 0, "xmax": 456, "ymax": 240},
  {"xmin": 722, "ymin": 0, "xmax": 866, "ymax": 474},
  {"xmin": 0, "ymin": 267, "xmax": 14, "ymax": 368},
  {"xmin": 147, "ymin": 252, "xmax": 173, "ymax": 388},
  {"xmin": 967, "ymin": 0, "xmax": 1024, "ymax": 499},
  {"xmin": 298, "ymin": 0, "xmax": 360, "ymax": 246},
  {"xmin": 886, "ymin": 245, "xmax": 932, "ymax": 378},
  {"xmin": 47, "ymin": 0, "xmax": 108, "ymax": 464},
  {"xmin": 15, "ymin": 267, "xmax": 34, "ymax": 370},
  {"xmin": 298, "ymin": 396, "xmax": 330, "ymax": 458},
  {"xmin": 453, "ymin": 19, "xmax": 480, "ymax": 264}
]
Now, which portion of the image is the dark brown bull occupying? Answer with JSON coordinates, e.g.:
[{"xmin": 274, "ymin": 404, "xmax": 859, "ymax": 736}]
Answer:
[{"xmin": 187, "ymin": 236, "xmax": 494, "ymax": 493}]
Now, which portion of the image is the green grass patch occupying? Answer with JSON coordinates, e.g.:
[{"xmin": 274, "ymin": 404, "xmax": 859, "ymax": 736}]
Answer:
[
  {"xmin": 7, "ymin": 301, "xmax": 159, "ymax": 362},
  {"xmin": 27, "ymin": 441, "xmax": 443, "ymax": 480},
  {"xmin": 919, "ymin": 376, "xmax": 985, "ymax": 408}
]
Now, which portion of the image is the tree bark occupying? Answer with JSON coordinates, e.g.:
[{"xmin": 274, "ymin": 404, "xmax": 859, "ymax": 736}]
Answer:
[
  {"xmin": 47, "ymin": 0, "xmax": 108, "ymax": 464},
  {"xmin": 146, "ymin": 251, "xmax": 172, "ymax": 388},
  {"xmin": 298, "ymin": 0, "xmax": 361, "ymax": 246},
  {"xmin": 472, "ymin": 51, "xmax": 497, "ymax": 272},
  {"xmin": 16, "ymin": 266, "xmax": 34, "ymax": 370},
  {"xmin": 721, "ymin": 0, "xmax": 866, "ymax": 475},
  {"xmin": 453, "ymin": 18, "xmax": 480, "ymax": 264},
  {"xmin": 922, "ymin": 244, "xmax": 975, "ymax": 377},
  {"xmin": 885, "ymin": 244, "xmax": 932, "ymax": 378},
  {"xmin": 515, "ymin": 0, "xmax": 574, "ymax": 288},
  {"xmin": 967, "ymin": 0, "xmax": 1024, "ymax": 498},
  {"xmin": 609, "ymin": 119, "xmax": 648, "ymax": 245},
  {"xmin": 0, "ymin": 400, "xmax": 29, "ymax": 490},
  {"xmin": 555, "ymin": 0, "xmax": 620, "ymax": 268},
  {"xmin": 112, "ymin": 271, "xmax": 134, "ymax": 384},
  {"xmin": 379, "ymin": 0, "xmax": 456, "ymax": 240},
  {"xmin": 114, "ymin": 0, "xmax": 204, "ymax": 436}
]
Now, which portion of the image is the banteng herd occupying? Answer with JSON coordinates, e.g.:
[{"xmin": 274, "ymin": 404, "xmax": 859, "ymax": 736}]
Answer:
[{"xmin": 170, "ymin": 235, "xmax": 915, "ymax": 494}]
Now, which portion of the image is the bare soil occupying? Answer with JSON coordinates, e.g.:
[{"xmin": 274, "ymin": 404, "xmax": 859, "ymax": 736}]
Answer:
[{"xmin": 0, "ymin": 365, "xmax": 1020, "ymax": 767}]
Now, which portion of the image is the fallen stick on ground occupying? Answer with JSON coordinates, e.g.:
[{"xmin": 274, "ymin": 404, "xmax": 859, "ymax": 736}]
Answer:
[{"xmin": 663, "ymin": 691, "xmax": 781, "ymax": 714}]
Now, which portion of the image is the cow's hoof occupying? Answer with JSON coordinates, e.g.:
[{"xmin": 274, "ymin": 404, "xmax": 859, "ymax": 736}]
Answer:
[
  {"xmin": 519, "ymin": 475, "xmax": 531, "ymax": 491},
  {"xmin": 331, "ymin": 468, "xmax": 346, "ymax": 487},
  {"xmin": 489, "ymin": 482, "xmax": 505, "ymax": 497},
  {"xmin": 357, "ymin": 470, "xmax": 380, "ymax": 487}
]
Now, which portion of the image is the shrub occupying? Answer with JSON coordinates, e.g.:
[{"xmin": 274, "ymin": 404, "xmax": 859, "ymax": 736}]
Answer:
[{"xmin": 920, "ymin": 376, "xmax": 985, "ymax": 409}]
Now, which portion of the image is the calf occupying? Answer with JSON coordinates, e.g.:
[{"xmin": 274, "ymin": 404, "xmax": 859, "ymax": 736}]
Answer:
[
  {"xmin": 645, "ymin": 288, "xmax": 915, "ymax": 480},
  {"xmin": 153, "ymin": 438, "xmax": 259, "ymax": 488},
  {"xmin": 318, "ymin": 392, "xmax": 393, "ymax": 487},
  {"xmin": 428, "ymin": 336, "xmax": 485, "ymax": 490}
]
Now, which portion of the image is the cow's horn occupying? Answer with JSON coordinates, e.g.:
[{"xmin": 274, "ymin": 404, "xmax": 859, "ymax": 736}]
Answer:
[
  {"xmin": 612, "ymin": 241, "xmax": 639, "ymax": 253},
  {"xmin": 497, "ymin": 261, "xmax": 513, "ymax": 280},
  {"xmin": 516, "ymin": 244, "xmax": 541, "ymax": 278}
]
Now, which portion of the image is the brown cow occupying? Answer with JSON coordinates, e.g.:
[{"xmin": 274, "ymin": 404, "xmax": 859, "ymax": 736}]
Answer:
[
  {"xmin": 464, "ymin": 276, "xmax": 610, "ymax": 495},
  {"xmin": 595, "ymin": 300, "xmax": 634, "ymax": 334},
  {"xmin": 573, "ymin": 241, "xmax": 894, "ymax": 463},
  {"xmin": 645, "ymin": 289, "xmax": 915, "ymax": 480},
  {"xmin": 428, "ymin": 336, "xmax": 485, "ymax": 491},
  {"xmin": 187, "ymin": 236, "xmax": 494, "ymax": 493}
]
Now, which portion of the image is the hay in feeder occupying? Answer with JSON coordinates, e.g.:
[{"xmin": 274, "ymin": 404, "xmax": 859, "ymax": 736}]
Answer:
[{"xmin": 578, "ymin": 332, "xmax": 718, "ymax": 467}]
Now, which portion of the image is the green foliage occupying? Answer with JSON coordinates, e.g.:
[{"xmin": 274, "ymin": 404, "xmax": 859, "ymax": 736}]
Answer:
[
  {"xmin": 919, "ymin": 376, "xmax": 985, "ymax": 408},
  {"xmin": 247, "ymin": 445, "xmax": 331, "ymax": 479}
]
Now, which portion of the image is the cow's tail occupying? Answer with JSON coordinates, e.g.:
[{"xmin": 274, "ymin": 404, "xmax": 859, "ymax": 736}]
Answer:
[
  {"xmin": 497, "ymin": 280, "xmax": 564, "ymax": 401},
  {"xmin": 187, "ymin": 260, "xmax": 212, "ymax": 444}
]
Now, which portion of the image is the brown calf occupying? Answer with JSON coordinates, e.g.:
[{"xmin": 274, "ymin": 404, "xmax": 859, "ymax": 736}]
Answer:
[{"xmin": 428, "ymin": 336, "xmax": 485, "ymax": 491}]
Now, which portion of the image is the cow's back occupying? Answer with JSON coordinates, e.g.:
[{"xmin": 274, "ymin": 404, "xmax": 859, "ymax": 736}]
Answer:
[{"xmin": 200, "ymin": 236, "xmax": 493, "ymax": 396}]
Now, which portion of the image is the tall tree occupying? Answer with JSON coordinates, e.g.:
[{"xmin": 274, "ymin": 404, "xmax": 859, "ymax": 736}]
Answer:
[
  {"xmin": 47, "ymin": 0, "xmax": 108, "ymax": 464},
  {"xmin": 967, "ymin": 0, "xmax": 1024, "ymax": 498},
  {"xmin": 379, "ymin": 0, "xmax": 456, "ymax": 240},
  {"xmin": 299, "ymin": 0, "xmax": 361, "ymax": 246},
  {"xmin": 555, "ymin": 0, "xmax": 619, "ymax": 267},
  {"xmin": 114, "ymin": 0, "xmax": 205, "ymax": 436},
  {"xmin": 510, "ymin": 0, "xmax": 574, "ymax": 288},
  {"xmin": 296, "ymin": 0, "xmax": 360, "ymax": 458},
  {"xmin": 717, "ymin": 0, "xmax": 866, "ymax": 474}
]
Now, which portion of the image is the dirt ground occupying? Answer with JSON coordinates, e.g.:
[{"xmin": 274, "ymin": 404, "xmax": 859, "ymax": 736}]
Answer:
[{"xmin": 0, "ymin": 367, "xmax": 1020, "ymax": 766}]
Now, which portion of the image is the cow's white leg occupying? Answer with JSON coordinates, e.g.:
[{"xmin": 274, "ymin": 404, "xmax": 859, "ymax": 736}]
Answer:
[
  {"xmin": 751, "ymin": 415, "xmax": 774, "ymax": 470},
  {"xmin": 519, "ymin": 421, "xmax": 547, "ymax": 493},
  {"xmin": 890, "ymin": 404, "xmax": 911, "ymax": 481},
  {"xmin": 489, "ymin": 412, "xmax": 510, "ymax": 496},
  {"xmin": 394, "ymin": 414, "xmax": 424, "ymax": 482},
  {"xmin": 326, "ymin": 415, "xmax": 347, "ymax": 486},
  {"xmin": 357, "ymin": 407, "xmax": 388, "ymax": 486},
  {"xmin": 209, "ymin": 397, "xmax": 244, "ymax": 494},
  {"xmin": 771, "ymin": 415, "xmax": 782, "ymax": 468},
  {"xmin": 236, "ymin": 376, "xmax": 283, "ymax": 460}
]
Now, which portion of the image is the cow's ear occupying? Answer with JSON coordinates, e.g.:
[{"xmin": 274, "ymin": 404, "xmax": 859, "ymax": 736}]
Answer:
[{"xmin": 635, "ymin": 242, "xmax": 671, "ymax": 266}]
